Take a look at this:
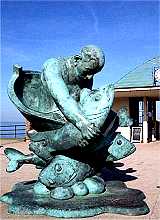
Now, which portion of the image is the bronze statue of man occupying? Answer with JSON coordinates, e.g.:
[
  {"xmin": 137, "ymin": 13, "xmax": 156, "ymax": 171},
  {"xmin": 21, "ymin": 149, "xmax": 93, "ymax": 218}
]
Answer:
[{"xmin": 38, "ymin": 45, "xmax": 105, "ymax": 144}]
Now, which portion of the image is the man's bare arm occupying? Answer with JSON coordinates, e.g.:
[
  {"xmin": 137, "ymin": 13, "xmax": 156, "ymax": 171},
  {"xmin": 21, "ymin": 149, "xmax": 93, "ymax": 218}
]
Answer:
[{"xmin": 42, "ymin": 59, "xmax": 100, "ymax": 140}]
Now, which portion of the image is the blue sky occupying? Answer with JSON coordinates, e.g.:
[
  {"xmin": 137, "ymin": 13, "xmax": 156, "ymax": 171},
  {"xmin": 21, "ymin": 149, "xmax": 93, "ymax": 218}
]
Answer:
[{"xmin": 1, "ymin": 0, "xmax": 159, "ymax": 122}]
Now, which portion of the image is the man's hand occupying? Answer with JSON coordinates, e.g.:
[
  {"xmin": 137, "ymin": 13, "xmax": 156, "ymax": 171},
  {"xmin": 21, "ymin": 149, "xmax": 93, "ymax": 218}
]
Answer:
[{"xmin": 78, "ymin": 139, "xmax": 89, "ymax": 148}]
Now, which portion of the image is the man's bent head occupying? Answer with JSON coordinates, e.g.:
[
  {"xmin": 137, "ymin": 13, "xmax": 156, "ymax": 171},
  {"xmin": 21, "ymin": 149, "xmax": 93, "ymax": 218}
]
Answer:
[{"xmin": 76, "ymin": 45, "xmax": 105, "ymax": 78}]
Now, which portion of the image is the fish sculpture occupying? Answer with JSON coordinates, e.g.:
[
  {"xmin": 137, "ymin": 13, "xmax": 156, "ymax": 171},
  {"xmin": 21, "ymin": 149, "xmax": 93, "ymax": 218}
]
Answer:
[
  {"xmin": 37, "ymin": 155, "xmax": 105, "ymax": 199},
  {"xmin": 106, "ymin": 132, "xmax": 136, "ymax": 161},
  {"xmin": 4, "ymin": 133, "xmax": 135, "ymax": 173},
  {"xmin": 4, "ymin": 65, "xmax": 136, "ymax": 199},
  {"xmin": 4, "ymin": 133, "xmax": 135, "ymax": 200},
  {"xmin": 38, "ymin": 155, "xmax": 93, "ymax": 188},
  {"xmin": 4, "ymin": 148, "xmax": 47, "ymax": 173}
]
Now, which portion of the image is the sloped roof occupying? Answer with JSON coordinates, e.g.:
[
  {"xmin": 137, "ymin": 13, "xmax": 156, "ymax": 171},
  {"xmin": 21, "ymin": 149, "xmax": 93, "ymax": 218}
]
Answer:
[{"xmin": 114, "ymin": 57, "xmax": 160, "ymax": 88}]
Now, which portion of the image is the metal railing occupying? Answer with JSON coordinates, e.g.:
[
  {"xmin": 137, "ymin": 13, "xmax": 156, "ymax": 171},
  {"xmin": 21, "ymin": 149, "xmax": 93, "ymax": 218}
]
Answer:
[{"xmin": 0, "ymin": 124, "xmax": 26, "ymax": 139}]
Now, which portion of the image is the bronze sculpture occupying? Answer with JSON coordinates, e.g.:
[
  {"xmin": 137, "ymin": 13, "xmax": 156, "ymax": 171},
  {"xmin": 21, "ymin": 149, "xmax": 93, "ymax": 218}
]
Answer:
[{"xmin": 0, "ymin": 45, "xmax": 149, "ymax": 217}]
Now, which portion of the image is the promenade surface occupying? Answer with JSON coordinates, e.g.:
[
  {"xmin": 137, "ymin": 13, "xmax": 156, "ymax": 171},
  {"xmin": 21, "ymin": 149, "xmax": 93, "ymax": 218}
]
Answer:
[{"xmin": 0, "ymin": 139, "xmax": 160, "ymax": 220}]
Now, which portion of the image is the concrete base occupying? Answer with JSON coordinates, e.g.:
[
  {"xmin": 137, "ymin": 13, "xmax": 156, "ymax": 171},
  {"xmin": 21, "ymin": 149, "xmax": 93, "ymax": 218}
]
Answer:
[{"xmin": 0, "ymin": 180, "xmax": 149, "ymax": 218}]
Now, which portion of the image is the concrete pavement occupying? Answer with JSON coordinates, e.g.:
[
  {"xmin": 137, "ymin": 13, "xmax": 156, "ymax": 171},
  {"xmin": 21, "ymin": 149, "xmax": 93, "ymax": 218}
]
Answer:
[{"xmin": 0, "ymin": 140, "xmax": 160, "ymax": 220}]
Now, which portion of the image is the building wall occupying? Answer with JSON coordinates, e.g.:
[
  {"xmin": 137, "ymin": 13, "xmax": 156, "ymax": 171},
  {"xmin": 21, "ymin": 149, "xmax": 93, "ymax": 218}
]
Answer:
[
  {"xmin": 112, "ymin": 97, "xmax": 130, "ymax": 113},
  {"xmin": 112, "ymin": 97, "xmax": 131, "ymax": 141}
]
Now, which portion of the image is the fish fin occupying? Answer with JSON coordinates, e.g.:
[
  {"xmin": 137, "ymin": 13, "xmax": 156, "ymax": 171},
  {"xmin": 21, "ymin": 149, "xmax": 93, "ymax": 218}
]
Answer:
[
  {"xmin": 106, "ymin": 154, "xmax": 118, "ymax": 162},
  {"xmin": 6, "ymin": 160, "xmax": 23, "ymax": 173},
  {"xmin": 0, "ymin": 193, "xmax": 13, "ymax": 204},
  {"xmin": 4, "ymin": 148, "xmax": 25, "ymax": 173}
]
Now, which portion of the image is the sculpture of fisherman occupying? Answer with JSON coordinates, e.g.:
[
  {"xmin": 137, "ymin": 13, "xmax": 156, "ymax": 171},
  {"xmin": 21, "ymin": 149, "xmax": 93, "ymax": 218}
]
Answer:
[
  {"xmin": 0, "ymin": 45, "xmax": 149, "ymax": 218},
  {"xmin": 29, "ymin": 45, "xmax": 105, "ymax": 149}
]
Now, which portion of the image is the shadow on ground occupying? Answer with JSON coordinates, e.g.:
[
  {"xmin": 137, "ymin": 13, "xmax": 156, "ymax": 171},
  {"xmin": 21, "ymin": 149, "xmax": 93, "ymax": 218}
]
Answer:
[{"xmin": 101, "ymin": 162, "xmax": 137, "ymax": 182}]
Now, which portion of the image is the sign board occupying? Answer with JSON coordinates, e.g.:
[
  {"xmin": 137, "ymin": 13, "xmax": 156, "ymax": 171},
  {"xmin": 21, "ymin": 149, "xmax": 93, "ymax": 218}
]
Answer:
[
  {"xmin": 131, "ymin": 127, "xmax": 142, "ymax": 143},
  {"xmin": 154, "ymin": 68, "xmax": 160, "ymax": 85}
]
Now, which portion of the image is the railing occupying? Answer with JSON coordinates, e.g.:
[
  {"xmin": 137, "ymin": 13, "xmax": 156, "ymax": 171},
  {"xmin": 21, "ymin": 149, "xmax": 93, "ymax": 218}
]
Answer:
[{"xmin": 0, "ymin": 124, "xmax": 26, "ymax": 139}]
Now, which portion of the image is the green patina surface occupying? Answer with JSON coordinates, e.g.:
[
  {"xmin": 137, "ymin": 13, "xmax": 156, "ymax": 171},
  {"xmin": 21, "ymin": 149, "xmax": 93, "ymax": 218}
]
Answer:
[
  {"xmin": 0, "ymin": 45, "xmax": 149, "ymax": 217},
  {"xmin": 118, "ymin": 107, "xmax": 133, "ymax": 127},
  {"xmin": 0, "ymin": 180, "xmax": 150, "ymax": 218}
]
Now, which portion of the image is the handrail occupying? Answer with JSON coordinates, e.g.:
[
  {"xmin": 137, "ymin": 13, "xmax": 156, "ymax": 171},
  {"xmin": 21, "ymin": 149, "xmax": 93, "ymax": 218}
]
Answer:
[{"xmin": 0, "ymin": 124, "xmax": 26, "ymax": 139}]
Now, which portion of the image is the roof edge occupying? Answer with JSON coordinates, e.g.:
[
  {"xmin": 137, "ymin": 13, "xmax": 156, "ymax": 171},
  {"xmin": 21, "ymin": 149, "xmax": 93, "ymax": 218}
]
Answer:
[{"xmin": 115, "ymin": 56, "xmax": 160, "ymax": 86}]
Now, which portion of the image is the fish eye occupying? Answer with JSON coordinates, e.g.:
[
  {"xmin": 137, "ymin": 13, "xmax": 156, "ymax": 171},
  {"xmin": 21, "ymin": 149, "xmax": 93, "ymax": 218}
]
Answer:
[
  {"xmin": 55, "ymin": 163, "xmax": 63, "ymax": 173},
  {"xmin": 94, "ymin": 94, "xmax": 101, "ymax": 101},
  {"xmin": 42, "ymin": 140, "xmax": 47, "ymax": 146},
  {"xmin": 117, "ymin": 139, "xmax": 122, "ymax": 145}
]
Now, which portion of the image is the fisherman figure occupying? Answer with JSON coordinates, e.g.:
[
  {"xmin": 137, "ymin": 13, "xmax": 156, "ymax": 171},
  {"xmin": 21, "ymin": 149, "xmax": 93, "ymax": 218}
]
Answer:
[
  {"xmin": 4, "ymin": 45, "xmax": 136, "ymax": 200},
  {"xmin": 1, "ymin": 44, "xmax": 150, "ymax": 217},
  {"xmin": 28, "ymin": 45, "xmax": 105, "ymax": 154}
]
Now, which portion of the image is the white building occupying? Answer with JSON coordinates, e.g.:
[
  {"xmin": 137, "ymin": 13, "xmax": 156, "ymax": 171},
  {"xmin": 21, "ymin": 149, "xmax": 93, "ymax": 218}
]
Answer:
[{"xmin": 113, "ymin": 57, "xmax": 160, "ymax": 143}]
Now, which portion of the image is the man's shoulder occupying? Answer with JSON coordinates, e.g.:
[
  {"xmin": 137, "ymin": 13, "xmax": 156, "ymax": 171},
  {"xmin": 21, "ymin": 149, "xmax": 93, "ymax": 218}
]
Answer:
[{"xmin": 43, "ymin": 58, "xmax": 59, "ymax": 69}]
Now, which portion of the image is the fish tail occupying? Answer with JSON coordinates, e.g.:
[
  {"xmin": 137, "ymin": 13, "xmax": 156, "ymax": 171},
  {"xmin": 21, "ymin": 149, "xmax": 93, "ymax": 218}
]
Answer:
[{"xmin": 4, "ymin": 148, "xmax": 26, "ymax": 173}]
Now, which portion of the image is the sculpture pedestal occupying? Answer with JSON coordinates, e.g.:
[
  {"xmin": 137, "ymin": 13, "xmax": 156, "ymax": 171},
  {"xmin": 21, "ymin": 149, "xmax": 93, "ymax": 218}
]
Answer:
[{"xmin": 0, "ymin": 180, "xmax": 149, "ymax": 218}]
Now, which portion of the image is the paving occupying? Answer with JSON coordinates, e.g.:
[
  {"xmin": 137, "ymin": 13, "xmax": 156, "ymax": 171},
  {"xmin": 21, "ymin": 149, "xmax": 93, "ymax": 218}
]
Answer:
[{"xmin": 0, "ymin": 140, "xmax": 160, "ymax": 220}]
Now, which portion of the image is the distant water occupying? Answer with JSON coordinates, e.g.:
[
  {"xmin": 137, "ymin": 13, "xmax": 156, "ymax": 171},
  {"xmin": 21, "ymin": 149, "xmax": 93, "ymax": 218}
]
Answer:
[
  {"xmin": 0, "ymin": 121, "xmax": 26, "ymax": 139},
  {"xmin": 0, "ymin": 121, "xmax": 25, "ymax": 126}
]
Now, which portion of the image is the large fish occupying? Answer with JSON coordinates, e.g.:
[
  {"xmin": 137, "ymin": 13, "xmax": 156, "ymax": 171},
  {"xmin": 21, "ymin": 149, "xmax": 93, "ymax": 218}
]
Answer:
[
  {"xmin": 38, "ymin": 155, "xmax": 94, "ymax": 188},
  {"xmin": 28, "ymin": 84, "xmax": 115, "ymax": 151},
  {"xmin": 105, "ymin": 133, "xmax": 136, "ymax": 161}
]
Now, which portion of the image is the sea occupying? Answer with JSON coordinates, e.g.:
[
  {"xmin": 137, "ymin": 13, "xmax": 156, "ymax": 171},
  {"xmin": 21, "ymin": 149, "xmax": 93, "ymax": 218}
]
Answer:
[{"xmin": 0, "ymin": 121, "xmax": 26, "ymax": 139}]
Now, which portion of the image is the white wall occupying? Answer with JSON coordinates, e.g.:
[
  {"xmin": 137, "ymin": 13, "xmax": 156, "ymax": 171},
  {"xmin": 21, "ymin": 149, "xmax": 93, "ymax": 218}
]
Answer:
[{"xmin": 156, "ymin": 101, "xmax": 160, "ymax": 121}]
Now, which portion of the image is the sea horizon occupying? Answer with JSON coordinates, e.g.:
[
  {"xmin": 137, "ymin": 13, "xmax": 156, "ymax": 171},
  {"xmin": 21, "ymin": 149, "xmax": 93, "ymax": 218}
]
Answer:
[{"xmin": 0, "ymin": 121, "xmax": 25, "ymax": 125}]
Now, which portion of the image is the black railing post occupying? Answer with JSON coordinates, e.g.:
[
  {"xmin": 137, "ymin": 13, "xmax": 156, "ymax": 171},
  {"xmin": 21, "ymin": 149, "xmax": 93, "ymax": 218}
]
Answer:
[{"xmin": 14, "ymin": 125, "xmax": 16, "ymax": 138}]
